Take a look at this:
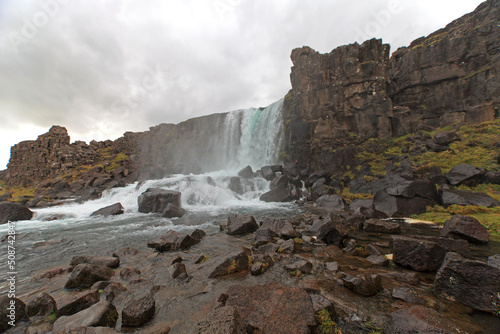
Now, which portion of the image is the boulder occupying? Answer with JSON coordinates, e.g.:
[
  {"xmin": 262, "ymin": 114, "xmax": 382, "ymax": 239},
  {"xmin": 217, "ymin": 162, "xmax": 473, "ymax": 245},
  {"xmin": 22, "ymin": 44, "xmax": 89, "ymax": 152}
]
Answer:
[
  {"xmin": 260, "ymin": 218, "xmax": 300, "ymax": 239},
  {"xmin": 434, "ymin": 252, "xmax": 500, "ymax": 313},
  {"xmin": 26, "ymin": 293, "xmax": 57, "ymax": 318},
  {"xmin": 0, "ymin": 202, "xmax": 33, "ymax": 224},
  {"xmin": 259, "ymin": 184, "xmax": 290, "ymax": 202},
  {"xmin": 168, "ymin": 263, "xmax": 187, "ymax": 279},
  {"xmin": 363, "ymin": 219, "xmax": 401, "ymax": 234},
  {"xmin": 194, "ymin": 306, "xmax": 246, "ymax": 334},
  {"xmin": 228, "ymin": 177, "xmax": 244, "ymax": 195},
  {"xmin": 367, "ymin": 255, "xmax": 389, "ymax": 266},
  {"xmin": 349, "ymin": 199, "xmax": 373, "ymax": 214},
  {"xmin": 70, "ymin": 256, "xmax": 120, "ymax": 269},
  {"xmin": 317, "ymin": 222, "xmax": 348, "ymax": 247},
  {"xmin": 162, "ymin": 203, "xmax": 186, "ymax": 218},
  {"xmin": 373, "ymin": 190, "xmax": 431, "ymax": 217},
  {"xmin": 488, "ymin": 254, "xmax": 500, "ymax": 269},
  {"xmin": 102, "ymin": 283, "xmax": 127, "ymax": 302},
  {"xmin": 270, "ymin": 175, "xmax": 288, "ymax": 190},
  {"xmin": 0, "ymin": 296, "xmax": 26, "ymax": 331},
  {"xmin": 64, "ymin": 264, "xmax": 115, "ymax": 289},
  {"xmin": 225, "ymin": 284, "xmax": 315, "ymax": 334},
  {"xmin": 342, "ymin": 274, "xmax": 382, "ymax": 296},
  {"xmin": 252, "ymin": 228, "xmax": 278, "ymax": 248},
  {"xmin": 138, "ymin": 188, "xmax": 181, "ymax": 214},
  {"xmin": 440, "ymin": 187, "xmax": 499, "ymax": 207},
  {"xmin": 391, "ymin": 236, "xmax": 446, "ymax": 272},
  {"xmin": 277, "ymin": 238, "xmax": 295, "ymax": 253},
  {"xmin": 205, "ymin": 250, "xmax": 250, "ymax": 278},
  {"xmin": 284, "ymin": 259, "xmax": 313, "ymax": 275},
  {"xmin": 122, "ymin": 295, "xmax": 155, "ymax": 327},
  {"xmin": 315, "ymin": 195, "xmax": 345, "ymax": 211},
  {"xmin": 119, "ymin": 267, "xmax": 141, "ymax": 280},
  {"xmin": 57, "ymin": 290, "xmax": 100, "ymax": 317},
  {"xmin": 382, "ymin": 305, "xmax": 462, "ymax": 334},
  {"xmin": 52, "ymin": 300, "xmax": 118, "ymax": 331},
  {"xmin": 441, "ymin": 215, "xmax": 489, "ymax": 244},
  {"xmin": 147, "ymin": 230, "xmax": 200, "ymax": 252},
  {"xmin": 445, "ymin": 164, "xmax": 485, "ymax": 186},
  {"xmin": 226, "ymin": 214, "xmax": 259, "ymax": 236},
  {"xmin": 391, "ymin": 287, "xmax": 425, "ymax": 305},
  {"xmin": 237, "ymin": 165, "xmax": 253, "ymax": 178},
  {"xmin": 191, "ymin": 229, "xmax": 206, "ymax": 240},
  {"xmin": 90, "ymin": 203, "xmax": 124, "ymax": 217},
  {"xmin": 308, "ymin": 219, "xmax": 329, "ymax": 235},
  {"xmin": 434, "ymin": 131, "xmax": 460, "ymax": 146},
  {"xmin": 260, "ymin": 166, "xmax": 276, "ymax": 181}
]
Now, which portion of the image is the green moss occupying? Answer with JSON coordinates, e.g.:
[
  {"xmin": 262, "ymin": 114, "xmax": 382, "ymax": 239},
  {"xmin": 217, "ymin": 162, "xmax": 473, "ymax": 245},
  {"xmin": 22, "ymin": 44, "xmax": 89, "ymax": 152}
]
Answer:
[
  {"xmin": 464, "ymin": 67, "xmax": 491, "ymax": 80},
  {"xmin": 316, "ymin": 309, "xmax": 342, "ymax": 334},
  {"xmin": 293, "ymin": 237, "xmax": 304, "ymax": 245}
]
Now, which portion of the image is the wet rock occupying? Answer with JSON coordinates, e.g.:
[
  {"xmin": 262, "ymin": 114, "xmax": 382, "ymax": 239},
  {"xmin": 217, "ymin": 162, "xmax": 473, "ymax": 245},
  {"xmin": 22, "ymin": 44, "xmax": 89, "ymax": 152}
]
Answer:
[
  {"xmin": 191, "ymin": 229, "xmax": 206, "ymax": 240},
  {"xmin": 259, "ymin": 184, "xmax": 290, "ymax": 202},
  {"xmin": 205, "ymin": 250, "xmax": 250, "ymax": 278},
  {"xmin": 122, "ymin": 295, "xmax": 155, "ymax": 327},
  {"xmin": 434, "ymin": 252, "xmax": 500, "ymax": 313},
  {"xmin": 315, "ymin": 195, "xmax": 345, "ymax": 211},
  {"xmin": 440, "ymin": 187, "xmax": 500, "ymax": 207},
  {"xmin": 367, "ymin": 255, "xmax": 389, "ymax": 266},
  {"xmin": 57, "ymin": 291, "xmax": 100, "ymax": 317},
  {"xmin": 250, "ymin": 257, "xmax": 273, "ymax": 276},
  {"xmin": 113, "ymin": 247, "xmax": 139, "ymax": 257},
  {"xmin": 260, "ymin": 218, "xmax": 301, "ymax": 239},
  {"xmin": 139, "ymin": 321, "xmax": 172, "ymax": 334},
  {"xmin": 270, "ymin": 175, "xmax": 288, "ymax": 190},
  {"xmin": 194, "ymin": 306, "xmax": 246, "ymax": 334},
  {"xmin": 169, "ymin": 263, "xmax": 187, "ymax": 279},
  {"xmin": 373, "ymin": 190, "xmax": 431, "ymax": 217},
  {"xmin": 253, "ymin": 243, "xmax": 280, "ymax": 260},
  {"xmin": 413, "ymin": 235, "xmax": 470, "ymax": 258},
  {"xmin": 342, "ymin": 274, "xmax": 382, "ymax": 296},
  {"xmin": 441, "ymin": 215, "xmax": 489, "ymax": 244},
  {"xmin": 391, "ymin": 287, "xmax": 425, "ymax": 305},
  {"xmin": 385, "ymin": 272, "xmax": 420, "ymax": 285},
  {"xmin": 308, "ymin": 219, "xmax": 329, "ymax": 235},
  {"xmin": 162, "ymin": 203, "xmax": 186, "ymax": 218},
  {"xmin": 90, "ymin": 203, "xmax": 124, "ymax": 217},
  {"xmin": 366, "ymin": 244, "xmax": 382, "ymax": 256},
  {"xmin": 229, "ymin": 177, "xmax": 244, "ymax": 195},
  {"xmin": 349, "ymin": 199, "xmax": 373, "ymax": 215},
  {"xmin": 277, "ymin": 238, "xmax": 295, "ymax": 253},
  {"xmin": 26, "ymin": 293, "xmax": 57, "ymax": 318},
  {"xmin": 391, "ymin": 235, "xmax": 446, "ymax": 272},
  {"xmin": 64, "ymin": 264, "xmax": 115, "ymax": 289},
  {"xmin": 138, "ymin": 188, "xmax": 181, "ymax": 214},
  {"xmin": 70, "ymin": 256, "xmax": 120, "ymax": 269},
  {"xmin": 253, "ymin": 228, "xmax": 278, "ymax": 247},
  {"xmin": 0, "ymin": 202, "xmax": 33, "ymax": 224},
  {"xmin": 487, "ymin": 254, "xmax": 500, "ymax": 269},
  {"xmin": 261, "ymin": 166, "xmax": 276, "ymax": 181},
  {"xmin": 0, "ymin": 296, "xmax": 26, "ymax": 331},
  {"xmin": 52, "ymin": 300, "xmax": 118, "ymax": 332},
  {"xmin": 237, "ymin": 165, "xmax": 253, "ymax": 179},
  {"xmin": 382, "ymin": 305, "xmax": 461, "ymax": 334},
  {"xmin": 317, "ymin": 222, "xmax": 348, "ymax": 247},
  {"xmin": 363, "ymin": 218, "xmax": 401, "ymax": 234},
  {"xmin": 445, "ymin": 164, "xmax": 485, "ymax": 186},
  {"xmin": 428, "ymin": 166, "xmax": 448, "ymax": 185},
  {"xmin": 226, "ymin": 214, "xmax": 259, "ymax": 236},
  {"xmin": 284, "ymin": 259, "xmax": 313, "ymax": 275},
  {"xmin": 225, "ymin": 284, "xmax": 315, "ymax": 334},
  {"xmin": 147, "ymin": 230, "xmax": 200, "ymax": 251},
  {"xmin": 119, "ymin": 267, "xmax": 141, "ymax": 280}
]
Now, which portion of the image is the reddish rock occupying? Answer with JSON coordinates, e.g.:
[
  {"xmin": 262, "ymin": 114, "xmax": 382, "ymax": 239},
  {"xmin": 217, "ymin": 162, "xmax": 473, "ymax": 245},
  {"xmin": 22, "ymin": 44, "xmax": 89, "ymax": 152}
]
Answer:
[{"xmin": 441, "ymin": 215, "xmax": 489, "ymax": 244}]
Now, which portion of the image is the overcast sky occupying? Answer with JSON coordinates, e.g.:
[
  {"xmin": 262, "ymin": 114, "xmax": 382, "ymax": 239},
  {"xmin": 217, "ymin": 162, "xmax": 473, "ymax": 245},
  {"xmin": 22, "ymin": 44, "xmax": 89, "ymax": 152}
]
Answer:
[{"xmin": 0, "ymin": 0, "xmax": 485, "ymax": 169}]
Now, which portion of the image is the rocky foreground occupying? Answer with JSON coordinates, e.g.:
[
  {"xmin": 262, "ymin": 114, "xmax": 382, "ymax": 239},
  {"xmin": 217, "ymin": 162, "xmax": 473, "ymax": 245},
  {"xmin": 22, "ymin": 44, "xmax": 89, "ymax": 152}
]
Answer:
[{"xmin": 1, "ymin": 177, "xmax": 500, "ymax": 333}]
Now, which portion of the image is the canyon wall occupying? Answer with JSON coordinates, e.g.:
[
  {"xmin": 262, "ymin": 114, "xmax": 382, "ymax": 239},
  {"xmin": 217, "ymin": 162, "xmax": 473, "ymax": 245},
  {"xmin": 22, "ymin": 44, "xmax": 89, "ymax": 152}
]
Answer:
[{"xmin": 283, "ymin": 0, "xmax": 499, "ymax": 176}]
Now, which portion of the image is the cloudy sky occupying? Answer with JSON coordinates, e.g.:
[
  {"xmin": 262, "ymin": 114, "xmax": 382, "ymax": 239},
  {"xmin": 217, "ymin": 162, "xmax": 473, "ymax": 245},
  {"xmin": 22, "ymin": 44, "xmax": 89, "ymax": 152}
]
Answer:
[{"xmin": 0, "ymin": 0, "xmax": 485, "ymax": 169}]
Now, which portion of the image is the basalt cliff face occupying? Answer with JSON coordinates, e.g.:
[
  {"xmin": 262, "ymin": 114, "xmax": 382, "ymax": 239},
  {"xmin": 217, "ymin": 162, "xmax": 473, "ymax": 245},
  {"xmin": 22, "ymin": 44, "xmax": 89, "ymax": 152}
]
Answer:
[
  {"xmin": 2, "ymin": 0, "xmax": 499, "ymax": 188},
  {"xmin": 283, "ymin": 0, "xmax": 499, "ymax": 176}
]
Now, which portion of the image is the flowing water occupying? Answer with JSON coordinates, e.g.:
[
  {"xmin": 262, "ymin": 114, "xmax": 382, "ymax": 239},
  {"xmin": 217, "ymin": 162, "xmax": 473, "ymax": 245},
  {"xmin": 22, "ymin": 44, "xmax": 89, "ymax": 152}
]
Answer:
[{"xmin": 0, "ymin": 99, "xmax": 293, "ymax": 296}]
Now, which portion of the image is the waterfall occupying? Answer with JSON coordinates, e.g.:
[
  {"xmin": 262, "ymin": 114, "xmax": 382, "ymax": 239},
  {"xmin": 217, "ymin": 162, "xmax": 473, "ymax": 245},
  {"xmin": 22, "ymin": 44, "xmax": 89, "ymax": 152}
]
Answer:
[{"xmin": 222, "ymin": 98, "xmax": 285, "ymax": 171}]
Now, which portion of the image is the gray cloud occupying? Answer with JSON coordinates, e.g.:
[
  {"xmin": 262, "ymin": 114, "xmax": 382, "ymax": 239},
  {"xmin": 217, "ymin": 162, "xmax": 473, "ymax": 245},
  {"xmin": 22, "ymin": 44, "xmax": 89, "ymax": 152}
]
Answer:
[{"xmin": 0, "ymin": 0, "xmax": 485, "ymax": 168}]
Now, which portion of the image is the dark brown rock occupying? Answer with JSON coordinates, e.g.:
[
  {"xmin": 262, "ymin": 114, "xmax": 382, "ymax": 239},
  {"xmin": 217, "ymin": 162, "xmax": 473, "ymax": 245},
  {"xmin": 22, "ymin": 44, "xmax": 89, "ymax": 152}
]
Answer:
[
  {"xmin": 259, "ymin": 184, "xmax": 290, "ymax": 202},
  {"xmin": 342, "ymin": 274, "xmax": 382, "ymax": 296},
  {"xmin": 445, "ymin": 164, "xmax": 485, "ymax": 186},
  {"xmin": 56, "ymin": 291, "xmax": 100, "ymax": 317},
  {"xmin": 363, "ymin": 218, "xmax": 401, "ymax": 234},
  {"xmin": 440, "ymin": 187, "xmax": 499, "ymax": 207},
  {"xmin": 64, "ymin": 264, "xmax": 115, "ymax": 289},
  {"xmin": 434, "ymin": 252, "xmax": 500, "ymax": 313},
  {"xmin": 315, "ymin": 195, "xmax": 345, "ymax": 211},
  {"xmin": 317, "ymin": 222, "xmax": 349, "ymax": 247},
  {"xmin": 260, "ymin": 218, "xmax": 300, "ymax": 239},
  {"xmin": 0, "ymin": 202, "xmax": 33, "ymax": 224},
  {"xmin": 226, "ymin": 214, "xmax": 259, "ymax": 236},
  {"xmin": 391, "ymin": 288, "xmax": 425, "ymax": 305},
  {"xmin": 225, "ymin": 284, "xmax": 315, "ymax": 334},
  {"xmin": 205, "ymin": 250, "xmax": 250, "ymax": 278},
  {"xmin": 382, "ymin": 305, "xmax": 461, "ymax": 334},
  {"xmin": 252, "ymin": 228, "xmax": 278, "ymax": 247},
  {"xmin": 122, "ymin": 295, "xmax": 155, "ymax": 327},
  {"xmin": 90, "ymin": 203, "xmax": 124, "ymax": 217},
  {"xmin": 138, "ymin": 188, "xmax": 181, "ymax": 214},
  {"xmin": 237, "ymin": 166, "xmax": 253, "ymax": 178},
  {"xmin": 147, "ymin": 230, "xmax": 200, "ymax": 251},
  {"xmin": 391, "ymin": 235, "xmax": 446, "ymax": 272},
  {"xmin": 162, "ymin": 203, "xmax": 186, "ymax": 218},
  {"xmin": 26, "ymin": 293, "xmax": 57, "ymax": 318},
  {"xmin": 0, "ymin": 296, "xmax": 27, "ymax": 331},
  {"xmin": 119, "ymin": 267, "xmax": 141, "ymax": 280},
  {"xmin": 441, "ymin": 215, "xmax": 489, "ymax": 244},
  {"xmin": 52, "ymin": 300, "xmax": 118, "ymax": 332}
]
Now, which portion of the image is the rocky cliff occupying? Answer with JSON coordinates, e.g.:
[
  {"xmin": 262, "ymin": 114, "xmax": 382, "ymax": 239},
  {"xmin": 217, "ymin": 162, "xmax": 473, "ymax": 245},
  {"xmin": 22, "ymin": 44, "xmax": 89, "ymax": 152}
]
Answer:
[{"xmin": 283, "ymin": 0, "xmax": 499, "ymax": 176}]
